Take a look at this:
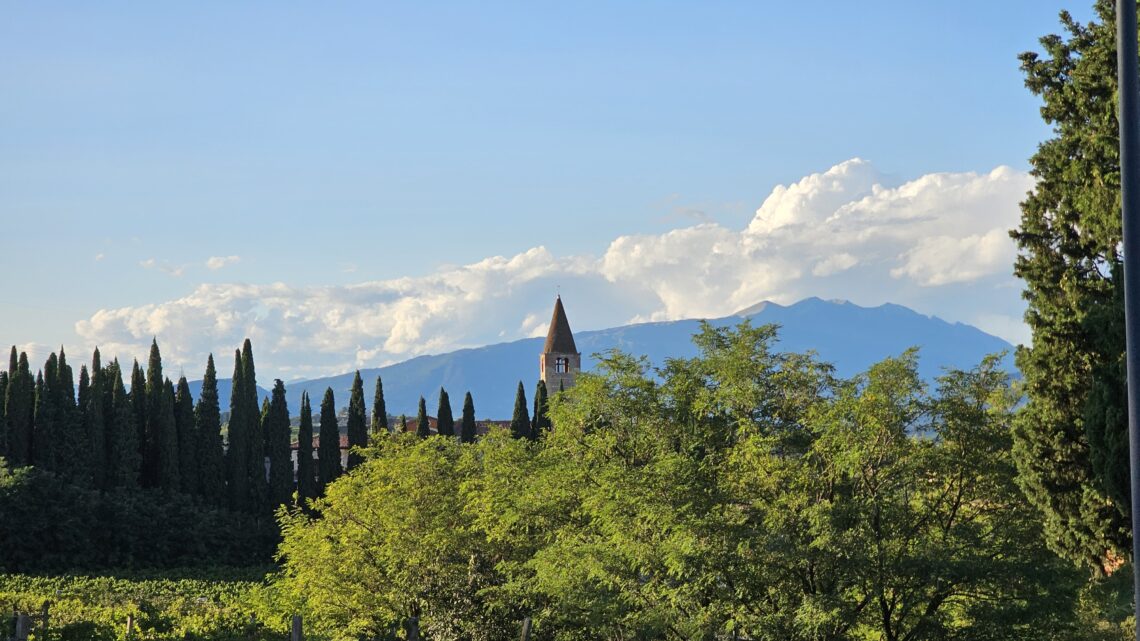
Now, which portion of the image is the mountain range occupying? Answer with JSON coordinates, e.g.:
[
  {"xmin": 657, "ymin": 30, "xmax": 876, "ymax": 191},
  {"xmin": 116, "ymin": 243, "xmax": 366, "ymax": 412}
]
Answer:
[{"xmin": 191, "ymin": 297, "xmax": 1015, "ymax": 420}]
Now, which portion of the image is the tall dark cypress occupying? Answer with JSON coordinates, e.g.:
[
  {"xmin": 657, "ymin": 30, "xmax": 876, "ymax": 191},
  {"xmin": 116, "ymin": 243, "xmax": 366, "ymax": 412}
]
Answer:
[
  {"xmin": 142, "ymin": 341, "xmax": 166, "ymax": 487},
  {"xmin": 105, "ymin": 360, "xmax": 140, "ymax": 488},
  {"xmin": 241, "ymin": 340, "xmax": 266, "ymax": 511},
  {"xmin": 532, "ymin": 380, "xmax": 550, "ymax": 438},
  {"xmin": 436, "ymin": 388, "xmax": 454, "ymax": 438},
  {"xmin": 415, "ymin": 396, "xmax": 431, "ymax": 439},
  {"xmin": 156, "ymin": 379, "xmax": 181, "ymax": 491},
  {"xmin": 129, "ymin": 360, "xmax": 147, "ymax": 478},
  {"xmin": 56, "ymin": 348, "xmax": 89, "ymax": 484},
  {"xmin": 4, "ymin": 350, "xmax": 34, "ymax": 467},
  {"xmin": 267, "ymin": 380, "xmax": 292, "ymax": 509},
  {"xmin": 346, "ymin": 371, "xmax": 367, "ymax": 470},
  {"xmin": 371, "ymin": 376, "xmax": 389, "ymax": 437},
  {"xmin": 318, "ymin": 387, "xmax": 342, "ymax": 490},
  {"xmin": 509, "ymin": 381, "xmax": 530, "ymax": 440},
  {"xmin": 35, "ymin": 355, "xmax": 58, "ymax": 470},
  {"xmin": 86, "ymin": 350, "xmax": 107, "ymax": 489},
  {"xmin": 227, "ymin": 349, "xmax": 248, "ymax": 510},
  {"xmin": 399, "ymin": 414, "xmax": 408, "ymax": 433},
  {"xmin": 460, "ymin": 392, "xmax": 477, "ymax": 444},
  {"xmin": 76, "ymin": 365, "xmax": 94, "ymax": 484},
  {"xmin": 175, "ymin": 377, "xmax": 198, "ymax": 495},
  {"xmin": 195, "ymin": 355, "xmax": 225, "ymax": 506},
  {"xmin": 0, "ymin": 368, "xmax": 7, "ymax": 459},
  {"xmin": 296, "ymin": 392, "xmax": 317, "ymax": 505}
]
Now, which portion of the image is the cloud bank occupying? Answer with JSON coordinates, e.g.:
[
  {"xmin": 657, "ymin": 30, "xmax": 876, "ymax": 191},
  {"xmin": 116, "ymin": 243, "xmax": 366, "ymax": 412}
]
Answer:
[{"xmin": 76, "ymin": 159, "xmax": 1034, "ymax": 380}]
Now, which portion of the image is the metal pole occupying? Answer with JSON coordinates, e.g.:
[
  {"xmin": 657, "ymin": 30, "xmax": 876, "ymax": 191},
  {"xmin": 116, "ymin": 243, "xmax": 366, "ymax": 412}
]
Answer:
[{"xmin": 1118, "ymin": 0, "xmax": 1140, "ymax": 638}]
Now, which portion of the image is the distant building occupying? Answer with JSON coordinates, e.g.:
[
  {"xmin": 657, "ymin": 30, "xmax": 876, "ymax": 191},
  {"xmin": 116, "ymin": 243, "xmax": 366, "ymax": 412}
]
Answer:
[{"xmin": 540, "ymin": 295, "xmax": 580, "ymax": 391}]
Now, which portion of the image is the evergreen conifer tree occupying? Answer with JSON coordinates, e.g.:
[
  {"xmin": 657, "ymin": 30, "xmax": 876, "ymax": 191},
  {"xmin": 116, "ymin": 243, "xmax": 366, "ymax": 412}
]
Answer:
[
  {"xmin": 35, "ymin": 355, "xmax": 58, "ymax": 470},
  {"xmin": 195, "ymin": 354, "xmax": 225, "ymax": 506},
  {"xmin": 0, "ymin": 369, "xmax": 7, "ymax": 459},
  {"xmin": 142, "ymin": 340, "xmax": 167, "ymax": 487},
  {"xmin": 415, "ymin": 396, "xmax": 431, "ymax": 438},
  {"xmin": 129, "ymin": 360, "xmax": 147, "ymax": 478},
  {"xmin": 241, "ymin": 340, "xmax": 267, "ymax": 511},
  {"xmin": 86, "ymin": 350, "xmax": 107, "ymax": 490},
  {"xmin": 460, "ymin": 391, "xmax": 476, "ymax": 444},
  {"xmin": 296, "ymin": 391, "xmax": 317, "ymax": 505},
  {"xmin": 226, "ymin": 349, "xmax": 249, "ymax": 510},
  {"xmin": 156, "ymin": 379, "xmax": 181, "ymax": 491},
  {"xmin": 509, "ymin": 381, "xmax": 530, "ymax": 439},
  {"xmin": 532, "ymin": 380, "xmax": 550, "ymax": 438},
  {"xmin": 4, "ymin": 350, "xmax": 33, "ymax": 467},
  {"xmin": 318, "ymin": 387, "xmax": 342, "ymax": 490},
  {"xmin": 175, "ymin": 377, "xmax": 198, "ymax": 495},
  {"xmin": 371, "ymin": 376, "xmax": 388, "ymax": 437},
  {"xmin": 54, "ymin": 348, "xmax": 90, "ymax": 485},
  {"xmin": 105, "ymin": 360, "xmax": 140, "ymax": 488},
  {"xmin": 1008, "ymin": 1, "xmax": 1133, "ymax": 572},
  {"xmin": 399, "ymin": 414, "xmax": 408, "ymax": 432},
  {"xmin": 267, "ymin": 379, "xmax": 293, "ymax": 508},
  {"xmin": 346, "ymin": 371, "xmax": 367, "ymax": 470},
  {"xmin": 436, "ymin": 388, "xmax": 454, "ymax": 438}
]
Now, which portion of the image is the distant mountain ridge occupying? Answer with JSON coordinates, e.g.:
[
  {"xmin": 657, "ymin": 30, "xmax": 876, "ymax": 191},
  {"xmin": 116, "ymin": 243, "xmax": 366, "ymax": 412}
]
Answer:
[{"xmin": 227, "ymin": 297, "xmax": 1015, "ymax": 420}]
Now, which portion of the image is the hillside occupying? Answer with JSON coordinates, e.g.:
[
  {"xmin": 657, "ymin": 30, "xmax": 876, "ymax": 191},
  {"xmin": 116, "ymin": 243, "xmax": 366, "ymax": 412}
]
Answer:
[{"xmin": 270, "ymin": 297, "xmax": 1015, "ymax": 420}]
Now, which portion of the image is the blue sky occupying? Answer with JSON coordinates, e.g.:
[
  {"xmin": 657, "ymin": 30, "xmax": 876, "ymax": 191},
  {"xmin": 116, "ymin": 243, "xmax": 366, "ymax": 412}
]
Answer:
[{"xmin": 0, "ymin": 1, "xmax": 1098, "ymax": 379}]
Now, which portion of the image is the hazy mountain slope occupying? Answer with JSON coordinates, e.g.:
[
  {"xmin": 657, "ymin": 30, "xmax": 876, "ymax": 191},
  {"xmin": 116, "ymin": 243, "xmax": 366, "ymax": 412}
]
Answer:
[{"xmin": 271, "ymin": 298, "xmax": 1015, "ymax": 420}]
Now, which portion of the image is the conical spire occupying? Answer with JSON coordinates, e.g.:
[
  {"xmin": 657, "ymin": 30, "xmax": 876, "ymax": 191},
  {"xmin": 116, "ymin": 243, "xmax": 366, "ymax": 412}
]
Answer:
[{"xmin": 543, "ymin": 296, "xmax": 578, "ymax": 354}]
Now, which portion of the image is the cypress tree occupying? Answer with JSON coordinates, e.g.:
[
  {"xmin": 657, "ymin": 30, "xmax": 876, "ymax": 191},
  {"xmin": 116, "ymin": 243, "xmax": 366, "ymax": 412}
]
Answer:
[
  {"xmin": 370, "ymin": 376, "xmax": 389, "ymax": 437},
  {"xmin": 399, "ymin": 414, "xmax": 408, "ymax": 433},
  {"xmin": 56, "ymin": 348, "xmax": 89, "ymax": 485},
  {"xmin": 226, "ymin": 349, "xmax": 249, "ymax": 511},
  {"xmin": 156, "ymin": 379, "xmax": 181, "ymax": 491},
  {"xmin": 346, "ymin": 371, "xmax": 367, "ymax": 470},
  {"xmin": 175, "ymin": 376, "xmax": 198, "ymax": 495},
  {"xmin": 242, "ymin": 340, "xmax": 266, "ymax": 511},
  {"xmin": 318, "ymin": 387, "xmax": 342, "ymax": 490},
  {"xmin": 460, "ymin": 391, "xmax": 476, "ymax": 443},
  {"xmin": 415, "ymin": 396, "xmax": 430, "ymax": 439},
  {"xmin": 35, "ymin": 355, "xmax": 58, "ymax": 470},
  {"xmin": 436, "ymin": 388, "xmax": 454, "ymax": 438},
  {"xmin": 129, "ymin": 360, "xmax": 146, "ymax": 479},
  {"xmin": 267, "ymin": 379, "xmax": 293, "ymax": 509},
  {"xmin": 76, "ymin": 365, "xmax": 94, "ymax": 484},
  {"xmin": 195, "ymin": 354, "xmax": 225, "ymax": 506},
  {"xmin": 509, "ymin": 381, "xmax": 530, "ymax": 439},
  {"xmin": 86, "ymin": 350, "xmax": 107, "ymax": 490},
  {"xmin": 4, "ymin": 350, "xmax": 33, "ymax": 467},
  {"xmin": 0, "ymin": 368, "xmax": 7, "ymax": 459},
  {"xmin": 142, "ymin": 340, "xmax": 167, "ymax": 487},
  {"xmin": 296, "ymin": 391, "xmax": 317, "ymax": 505},
  {"xmin": 105, "ymin": 360, "xmax": 140, "ymax": 488},
  {"xmin": 532, "ymin": 379, "xmax": 550, "ymax": 438}
]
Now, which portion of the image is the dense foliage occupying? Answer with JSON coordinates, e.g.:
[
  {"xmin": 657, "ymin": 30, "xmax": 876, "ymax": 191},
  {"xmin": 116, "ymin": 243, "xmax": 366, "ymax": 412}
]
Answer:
[
  {"xmin": 274, "ymin": 322, "xmax": 1130, "ymax": 641},
  {"xmin": 1009, "ymin": 0, "xmax": 1133, "ymax": 574}
]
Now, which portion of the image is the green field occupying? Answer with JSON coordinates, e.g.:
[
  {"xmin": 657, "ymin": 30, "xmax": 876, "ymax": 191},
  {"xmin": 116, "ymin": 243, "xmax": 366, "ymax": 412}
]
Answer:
[{"xmin": 0, "ymin": 569, "xmax": 285, "ymax": 641}]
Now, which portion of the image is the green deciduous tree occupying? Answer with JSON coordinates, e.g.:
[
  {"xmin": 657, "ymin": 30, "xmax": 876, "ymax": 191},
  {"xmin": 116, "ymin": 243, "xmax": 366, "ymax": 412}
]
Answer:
[
  {"xmin": 1009, "ymin": 1, "xmax": 1131, "ymax": 574},
  {"xmin": 318, "ymin": 387, "xmax": 342, "ymax": 490},
  {"xmin": 346, "ymin": 371, "xmax": 367, "ymax": 470},
  {"xmin": 509, "ymin": 382, "xmax": 530, "ymax": 439},
  {"xmin": 436, "ymin": 388, "xmax": 454, "ymax": 438},
  {"xmin": 460, "ymin": 392, "xmax": 476, "ymax": 444}
]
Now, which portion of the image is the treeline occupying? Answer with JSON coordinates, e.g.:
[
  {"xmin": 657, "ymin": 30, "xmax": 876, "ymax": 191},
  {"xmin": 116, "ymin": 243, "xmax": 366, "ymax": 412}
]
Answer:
[{"xmin": 0, "ymin": 339, "xmax": 555, "ymax": 516}]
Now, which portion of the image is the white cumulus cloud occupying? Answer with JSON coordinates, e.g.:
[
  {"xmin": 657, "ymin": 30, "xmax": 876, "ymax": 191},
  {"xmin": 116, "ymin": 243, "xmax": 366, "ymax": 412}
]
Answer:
[
  {"xmin": 206, "ymin": 255, "xmax": 241, "ymax": 270},
  {"xmin": 75, "ymin": 159, "xmax": 1034, "ymax": 380}
]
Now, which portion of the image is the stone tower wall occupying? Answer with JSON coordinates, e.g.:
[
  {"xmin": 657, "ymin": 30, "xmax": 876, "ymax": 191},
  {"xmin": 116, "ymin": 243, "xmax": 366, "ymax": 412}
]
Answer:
[{"xmin": 540, "ymin": 352, "xmax": 581, "ymax": 391}]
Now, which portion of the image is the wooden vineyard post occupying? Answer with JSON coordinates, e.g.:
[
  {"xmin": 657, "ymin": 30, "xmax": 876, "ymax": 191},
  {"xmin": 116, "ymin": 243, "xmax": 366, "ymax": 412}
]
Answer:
[
  {"xmin": 519, "ymin": 616, "xmax": 533, "ymax": 641},
  {"xmin": 14, "ymin": 614, "xmax": 31, "ymax": 641},
  {"xmin": 291, "ymin": 614, "xmax": 303, "ymax": 641}
]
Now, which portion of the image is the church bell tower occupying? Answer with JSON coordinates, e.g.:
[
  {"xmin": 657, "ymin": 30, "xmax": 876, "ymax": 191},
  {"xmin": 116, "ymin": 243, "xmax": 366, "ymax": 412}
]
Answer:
[{"xmin": 540, "ymin": 296, "xmax": 580, "ymax": 391}]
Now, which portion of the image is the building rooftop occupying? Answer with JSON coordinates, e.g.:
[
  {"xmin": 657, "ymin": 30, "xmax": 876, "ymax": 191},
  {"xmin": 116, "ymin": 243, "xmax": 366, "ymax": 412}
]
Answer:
[{"xmin": 543, "ymin": 296, "xmax": 578, "ymax": 354}]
